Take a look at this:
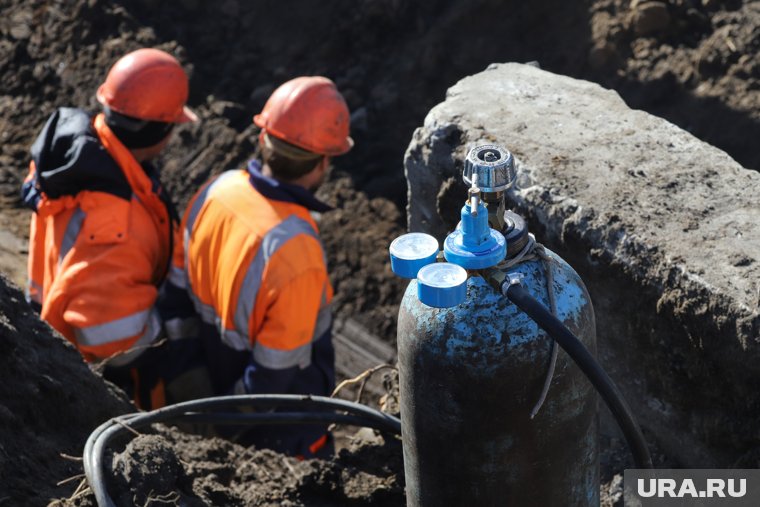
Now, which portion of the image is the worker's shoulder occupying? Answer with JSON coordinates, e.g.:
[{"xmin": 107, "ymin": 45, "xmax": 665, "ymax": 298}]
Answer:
[
  {"xmin": 201, "ymin": 172, "xmax": 318, "ymax": 232},
  {"xmin": 205, "ymin": 168, "xmax": 250, "ymax": 198},
  {"xmin": 198, "ymin": 169, "xmax": 265, "ymax": 216},
  {"xmin": 74, "ymin": 190, "xmax": 162, "ymax": 250}
]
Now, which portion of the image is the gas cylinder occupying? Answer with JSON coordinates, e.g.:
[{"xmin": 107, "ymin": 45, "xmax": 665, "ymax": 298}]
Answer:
[{"xmin": 391, "ymin": 145, "xmax": 599, "ymax": 506}]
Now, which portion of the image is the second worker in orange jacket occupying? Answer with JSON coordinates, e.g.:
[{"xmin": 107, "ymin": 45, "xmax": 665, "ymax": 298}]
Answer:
[{"xmin": 161, "ymin": 76, "xmax": 353, "ymax": 458}]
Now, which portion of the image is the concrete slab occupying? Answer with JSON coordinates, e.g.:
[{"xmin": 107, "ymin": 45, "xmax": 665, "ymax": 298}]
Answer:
[{"xmin": 404, "ymin": 62, "xmax": 760, "ymax": 466}]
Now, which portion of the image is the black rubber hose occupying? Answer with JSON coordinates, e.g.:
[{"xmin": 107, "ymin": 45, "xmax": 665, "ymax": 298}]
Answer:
[
  {"xmin": 84, "ymin": 394, "xmax": 402, "ymax": 507},
  {"xmin": 504, "ymin": 282, "xmax": 654, "ymax": 469},
  {"xmin": 177, "ymin": 411, "xmax": 396, "ymax": 427}
]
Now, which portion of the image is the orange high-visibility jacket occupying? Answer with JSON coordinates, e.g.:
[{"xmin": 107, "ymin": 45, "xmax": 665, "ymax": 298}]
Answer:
[
  {"xmin": 166, "ymin": 161, "xmax": 335, "ymax": 402},
  {"xmin": 23, "ymin": 108, "xmax": 174, "ymax": 368}
]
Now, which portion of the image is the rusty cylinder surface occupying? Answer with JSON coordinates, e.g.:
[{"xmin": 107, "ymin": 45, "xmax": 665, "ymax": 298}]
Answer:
[{"xmin": 397, "ymin": 250, "xmax": 599, "ymax": 506}]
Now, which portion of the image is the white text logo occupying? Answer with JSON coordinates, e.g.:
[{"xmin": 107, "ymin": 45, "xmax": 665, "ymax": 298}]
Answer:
[{"xmin": 637, "ymin": 479, "xmax": 747, "ymax": 499}]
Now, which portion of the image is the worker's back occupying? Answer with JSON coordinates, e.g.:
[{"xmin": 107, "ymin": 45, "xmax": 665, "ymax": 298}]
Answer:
[{"xmin": 181, "ymin": 164, "xmax": 334, "ymax": 396}]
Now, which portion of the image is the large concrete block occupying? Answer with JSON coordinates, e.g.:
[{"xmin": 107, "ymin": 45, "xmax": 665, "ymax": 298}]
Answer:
[{"xmin": 404, "ymin": 62, "xmax": 760, "ymax": 466}]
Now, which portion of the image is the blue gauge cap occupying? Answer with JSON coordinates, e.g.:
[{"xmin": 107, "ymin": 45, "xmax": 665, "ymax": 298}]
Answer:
[
  {"xmin": 389, "ymin": 233, "xmax": 440, "ymax": 279},
  {"xmin": 417, "ymin": 262, "xmax": 467, "ymax": 308},
  {"xmin": 444, "ymin": 200, "xmax": 506, "ymax": 269}
]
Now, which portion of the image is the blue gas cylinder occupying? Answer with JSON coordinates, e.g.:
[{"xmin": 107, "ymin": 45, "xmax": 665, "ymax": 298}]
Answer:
[
  {"xmin": 394, "ymin": 145, "xmax": 598, "ymax": 506},
  {"xmin": 397, "ymin": 250, "xmax": 599, "ymax": 506}
]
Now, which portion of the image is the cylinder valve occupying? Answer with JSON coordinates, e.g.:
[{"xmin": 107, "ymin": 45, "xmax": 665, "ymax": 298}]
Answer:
[{"xmin": 463, "ymin": 144, "xmax": 516, "ymax": 192}]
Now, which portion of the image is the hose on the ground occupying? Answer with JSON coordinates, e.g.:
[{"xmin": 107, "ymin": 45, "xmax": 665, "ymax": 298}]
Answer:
[
  {"xmin": 83, "ymin": 394, "xmax": 402, "ymax": 507},
  {"xmin": 504, "ymin": 282, "xmax": 654, "ymax": 470}
]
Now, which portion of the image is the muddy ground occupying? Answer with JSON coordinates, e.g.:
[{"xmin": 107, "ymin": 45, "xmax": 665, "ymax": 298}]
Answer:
[
  {"xmin": 0, "ymin": 274, "xmax": 133, "ymax": 505},
  {"xmin": 62, "ymin": 427, "xmax": 406, "ymax": 507},
  {"xmin": 0, "ymin": 0, "xmax": 758, "ymax": 505}
]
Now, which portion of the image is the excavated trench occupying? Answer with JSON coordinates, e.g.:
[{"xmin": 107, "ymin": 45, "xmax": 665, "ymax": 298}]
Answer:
[{"xmin": 0, "ymin": 0, "xmax": 758, "ymax": 505}]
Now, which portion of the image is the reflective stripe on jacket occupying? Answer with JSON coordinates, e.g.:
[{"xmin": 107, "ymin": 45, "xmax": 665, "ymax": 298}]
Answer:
[
  {"xmin": 25, "ymin": 109, "xmax": 173, "ymax": 365},
  {"xmin": 172, "ymin": 162, "xmax": 335, "ymax": 397}
]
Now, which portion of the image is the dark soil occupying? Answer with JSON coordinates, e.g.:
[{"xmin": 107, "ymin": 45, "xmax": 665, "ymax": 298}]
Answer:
[
  {"xmin": 51, "ymin": 426, "xmax": 404, "ymax": 507},
  {"xmin": 0, "ymin": 274, "xmax": 132, "ymax": 506},
  {"xmin": 0, "ymin": 0, "xmax": 758, "ymax": 505},
  {"xmin": 588, "ymin": 0, "xmax": 760, "ymax": 171}
]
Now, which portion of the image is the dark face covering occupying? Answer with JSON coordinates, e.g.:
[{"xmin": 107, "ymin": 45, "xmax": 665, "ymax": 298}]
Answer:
[{"xmin": 104, "ymin": 107, "xmax": 175, "ymax": 149}]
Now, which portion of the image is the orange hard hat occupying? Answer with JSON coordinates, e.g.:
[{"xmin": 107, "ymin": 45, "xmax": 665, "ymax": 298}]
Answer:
[
  {"xmin": 96, "ymin": 48, "xmax": 197, "ymax": 123},
  {"xmin": 253, "ymin": 76, "xmax": 353, "ymax": 156}
]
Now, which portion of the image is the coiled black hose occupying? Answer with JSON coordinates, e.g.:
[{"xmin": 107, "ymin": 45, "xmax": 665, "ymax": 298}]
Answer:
[
  {"xmin": 83, "ymin": 394, "xmax": 402, "ymax": 507},
  {"xmin": 504, "ymin": 282, "xmax": 654, "ymax": 469}
]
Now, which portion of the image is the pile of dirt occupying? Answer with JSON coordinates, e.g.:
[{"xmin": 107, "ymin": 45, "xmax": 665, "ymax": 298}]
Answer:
[
  {"xmin": 53, "ymin": 426, "xmax": 404, "ymax": 506},
  {"xmin": 317, "ymin": 178, "xmax": 406, "ymax": 340},
  {"xmin": 587, "ymin": 0, "xmax": 760, "ymax": 170},
  {"xmin": 0, "ymin": 274, "xmax": 132, "ymax": 505}
]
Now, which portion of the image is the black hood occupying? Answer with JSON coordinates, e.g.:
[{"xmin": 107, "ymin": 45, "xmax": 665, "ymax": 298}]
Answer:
[{"xmin": 24, "ymin": 108, "xmax": 131, "ymax": 208}]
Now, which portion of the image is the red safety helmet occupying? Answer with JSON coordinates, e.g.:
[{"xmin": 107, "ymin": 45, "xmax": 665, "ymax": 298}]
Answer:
[
  {"xmin": 96, "ymin": 48, "xmax": 197, "ymax": 123},
  {"xmin": 254, "ymin": 76, "xmax": 353, "ymax": 156}
]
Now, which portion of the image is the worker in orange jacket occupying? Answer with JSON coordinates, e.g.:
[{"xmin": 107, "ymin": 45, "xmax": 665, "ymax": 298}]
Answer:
[
  {"xmin": 160, "ymin": 76, "xmax": 352, "ymax": 457},
  {"xmin": 22, "ymin": 48, "xmax": 197, "ymax": 409}
]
